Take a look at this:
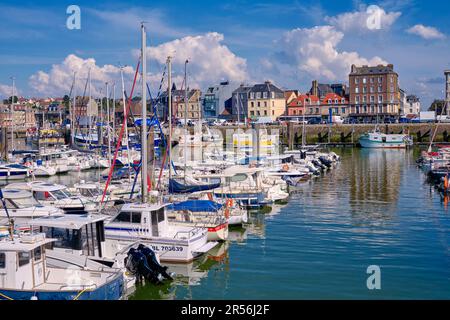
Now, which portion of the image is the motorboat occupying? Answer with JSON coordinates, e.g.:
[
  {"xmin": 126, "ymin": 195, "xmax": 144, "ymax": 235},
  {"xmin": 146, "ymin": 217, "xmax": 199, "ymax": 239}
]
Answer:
[
  {"xmin": 104, "ymin": 202, "xmax": 218, "ymax": 263},
  {"xmin": 0, "ymin": 189, "xmax": 64, "ymax": 227},
  {"xmin": 0, "ymin": 164, "xmax": 30, "ymax": 181},
  {"xmin": 167, "ymin": 200, "xmax": 229, "ymax": 241},
  {"xmin": 0, "ymin": 232, "xmax": 124, "ymax": 300},
  {"xmin": 5, "ymin": 181, "xmax": 97, "ymax": 214}
]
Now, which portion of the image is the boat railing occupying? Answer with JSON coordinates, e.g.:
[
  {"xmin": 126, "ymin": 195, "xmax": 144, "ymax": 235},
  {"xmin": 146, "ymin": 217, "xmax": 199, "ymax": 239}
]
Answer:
[{"xmin": 173, "ymin": 226, "xmax": 202, "ymax": 240}]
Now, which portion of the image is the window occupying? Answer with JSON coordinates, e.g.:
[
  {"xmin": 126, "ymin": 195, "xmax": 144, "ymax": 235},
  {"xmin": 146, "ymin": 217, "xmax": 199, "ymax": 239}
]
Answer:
[
  {"xmin": 257, "ymin": 111, "xmax": 260, "ymax": 116},
  {"xmin": 378, "ymin": 95, "xmax": 383, "ymax": 103},
  {"xmin": 363, "ymin": 87, "xmax": 367, "ymax": 93},
  {"xmin": 263, "ymin": 92, "xmax": 268, "ymax": 99},
  {"xmin": 370, "ymin": 87, "xmax": 374, "ymax": 93},
  {"xmin": 132, "ymin": 212, "xmax": 141, "ymax": 224},
  {"xmin": 355, "ymin": 87, "xmax": 359, "ymax": 94},
  {"xmin": 341, "ymin": 108, "xmax": 346, "ymax": 114},
  {"xmin": 256, "ymin": 92, "xmax": 261, "ymax": 99},
  {"xmin": 355, "ymin": 96, "xmax": 360, "ymax": 103},
  {"xmin": 378, "ymin": 77, "xmax": 382, "ymax": 83},
  {"xmin": 0, "ymin": 252, "xmax": 5, "ymax": 268},
  {"xmin": 363, "ymin": 96, "xmax": 367, "ymax": 103},
  {"xmin": 271, "ymin": 92, "xmax": 275, "ymax": 99},
  {"xmin": 370, "ymin": 96, "xmax": 375, "ymax": 103},
  {"xmin": 250, "ymin": 111, "xmax": 254, "ymax": 116},
  {"xmin": 328, "ymin": 99, "xmax": 332, "ymax": 104},
  {"xmin": 18, "ymin": 251, "xmax": 30, "ymax": 267},
  {"xmin": 250, "ymin": 92, "xmax": 255, "ymax": 99},
  {"xmin": 257, "ymin": 102, "xmax": 260, "ymax": 107},
  {"xmin": 363, "ymin": 78, "xmax": 367, "ymax": 84},
  {"xmin": 264, "ymin": 110, "xmax": 267, "ymax": 116},
  {"xmin": 33, "ymin": 246, "xmax": 42, "ymax": 261},
  {"xmin": 251, "ymin": 102, "xmax": 254, "ymax": 108},
  {"xmin": 114, "ymin": 212, "xmax": 131, "ymax": 223},
  {"xmin": 264, "ymin": 101, "xmax": 267, "ymax": 107},
  {"xmin": 378, "ymin": 86, "xmax": 382, "ymax": 92},
  {"xmin": 355, "ymin": 78, "xmax": 359, "ymax": 84},
  {"xmin": 370, "ymin": 78, "xmax": 374, "ymax": 83}
]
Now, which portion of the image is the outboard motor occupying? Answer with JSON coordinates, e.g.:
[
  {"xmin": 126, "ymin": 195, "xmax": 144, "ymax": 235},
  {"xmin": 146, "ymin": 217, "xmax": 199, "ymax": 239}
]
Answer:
[
  {"xmin": 125, "ymin": 248, "xmax": 163, "ymax": 284},
  {"xmin": 319, "ymin": 156, "xmax": 332, "ymax": 168},
  {"xmin": 312, "ymin": 159, "xmax": 325, "ymax": 170},
  {"xmin": 137, "ymin": 244, "xmax": 174, "ymax": 280}
]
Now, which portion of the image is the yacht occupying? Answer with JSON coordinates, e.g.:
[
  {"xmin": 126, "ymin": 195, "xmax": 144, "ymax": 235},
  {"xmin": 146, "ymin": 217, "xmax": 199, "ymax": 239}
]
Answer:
[{"xmin": 0, "ymin": 164, "xmax": 30, "ymax": 181}]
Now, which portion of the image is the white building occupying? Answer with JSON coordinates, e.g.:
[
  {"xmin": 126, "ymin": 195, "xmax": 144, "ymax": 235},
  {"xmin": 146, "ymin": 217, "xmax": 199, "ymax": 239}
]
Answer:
[{"xmin": 405, "ymin": 95, "xmax": 421, "ymax": 116}]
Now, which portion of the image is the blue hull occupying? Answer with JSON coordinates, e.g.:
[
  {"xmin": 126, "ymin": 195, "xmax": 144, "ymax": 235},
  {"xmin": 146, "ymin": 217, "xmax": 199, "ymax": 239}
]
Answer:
[{"xmin": 0, "ymin": 274, "xmax": 124, "ymax": 301}]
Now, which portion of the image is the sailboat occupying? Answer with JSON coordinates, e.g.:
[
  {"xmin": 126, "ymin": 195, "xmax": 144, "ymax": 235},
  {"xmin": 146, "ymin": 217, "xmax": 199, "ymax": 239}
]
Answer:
[{"xmin": 103, "ymin": 25, "xmax": 216, "ymax": 264}]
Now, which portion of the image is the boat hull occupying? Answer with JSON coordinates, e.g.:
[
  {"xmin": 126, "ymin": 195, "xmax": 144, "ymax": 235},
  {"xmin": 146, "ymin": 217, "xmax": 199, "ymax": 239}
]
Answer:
[{"xmin": 0, "ymin": 274, "xmax": 124, "ymax": 300}]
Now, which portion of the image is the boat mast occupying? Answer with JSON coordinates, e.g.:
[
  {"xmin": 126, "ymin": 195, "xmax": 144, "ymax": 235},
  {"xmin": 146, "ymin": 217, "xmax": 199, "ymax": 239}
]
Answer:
[
  {"xmin": 167, "ymin": 56, "xmax": 172, "ymax": 182},
  {"xmin": 71, "ymin": 72, "xmax": 76, "ymax": 146},
  {"xmin": 10, "ymin": 76, "xmax": 15, "ymax": 152},
  {"xmin": 88, "ymin": 68, "xmax": 92, "ymax": 147},
  {"xmin": 106, "ymin": 82, "xmax": 111, "ymax": 164},
  {"xmin": 141, "ymin": 23, "xmax": 148, "ymax": 203},
  {"xmin": 120, "ymin": 67, "xmax": 132, "ymax": 184},
  {"xmin": 184, "ymin": 59, "xmax": 188, "ymax": 183},
  {"xmin": 112, "ymin": 83, "xmax": 116, "ymax": 146}
]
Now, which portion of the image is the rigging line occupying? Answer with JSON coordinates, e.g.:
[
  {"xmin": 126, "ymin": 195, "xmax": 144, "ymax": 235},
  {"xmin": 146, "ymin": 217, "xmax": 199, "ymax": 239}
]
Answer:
[{"xmin": 101, "ymin": 58, "xmax": 141, "ymax": 205}]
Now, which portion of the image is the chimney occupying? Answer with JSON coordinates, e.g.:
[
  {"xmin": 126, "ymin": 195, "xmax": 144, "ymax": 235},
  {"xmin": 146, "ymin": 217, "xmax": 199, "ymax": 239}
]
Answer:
[{"xmin": 312, "ymin": 80, "xmax": 318, "ymax": 97}]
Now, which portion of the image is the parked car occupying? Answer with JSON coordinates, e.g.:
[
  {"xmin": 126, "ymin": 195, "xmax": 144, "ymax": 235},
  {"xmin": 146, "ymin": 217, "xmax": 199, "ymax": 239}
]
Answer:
[{"xmin": 307, "ymin": 117, "xmax": 322, "ymax": 125}]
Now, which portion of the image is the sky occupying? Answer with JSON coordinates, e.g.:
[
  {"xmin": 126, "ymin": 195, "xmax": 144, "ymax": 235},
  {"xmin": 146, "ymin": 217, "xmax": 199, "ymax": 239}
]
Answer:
[{"xmin": 0, "ymin": 0, "xmax": 449, "ymax": 109}]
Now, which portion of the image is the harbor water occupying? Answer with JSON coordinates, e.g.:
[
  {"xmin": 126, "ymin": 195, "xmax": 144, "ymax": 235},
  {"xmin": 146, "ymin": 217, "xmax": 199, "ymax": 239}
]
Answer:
[{"xmin": 14, "ymin": 147, "xmax": 450, "ymax": 299}]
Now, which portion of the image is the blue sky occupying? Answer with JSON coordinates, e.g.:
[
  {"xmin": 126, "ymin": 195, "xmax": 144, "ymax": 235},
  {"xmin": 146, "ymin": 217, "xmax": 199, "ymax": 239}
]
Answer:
[{"xmin": 0, "ymin": 0, "xmax": 449, "ymax": 108}]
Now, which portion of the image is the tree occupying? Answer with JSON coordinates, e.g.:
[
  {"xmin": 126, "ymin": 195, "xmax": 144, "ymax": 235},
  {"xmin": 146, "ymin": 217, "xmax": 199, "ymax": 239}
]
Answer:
[
  {"xmin": 429, "ymin": 99, "xmax": 446, "ymax": 115},
  {"xmin": 8, "ymin": 96, "xmax": 18, "ymax": 104}
]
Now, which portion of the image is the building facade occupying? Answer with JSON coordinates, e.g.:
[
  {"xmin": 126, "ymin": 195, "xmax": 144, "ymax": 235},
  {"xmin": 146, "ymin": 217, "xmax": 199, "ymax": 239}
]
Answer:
[
  {"xmin": 231, "ymin": 84, "xmax": 252, "ymax": 122},
  {"xmin": 202, "ymin": 81, "xmax": 234, "ymax": 119},
  {"xmin": 174, "ymin": 89, "xmax": 202, "ymax": 121},
  {"xmin": 246, "ymin": 81, "xmax": 285, "ymax": 121},
  {"xmin": 349, "ymin": 64, "xmax": 401, "ymax": 121},
  {"xmin": 405, "ymin": 95, "xmax": 421, "ymax": 116}
]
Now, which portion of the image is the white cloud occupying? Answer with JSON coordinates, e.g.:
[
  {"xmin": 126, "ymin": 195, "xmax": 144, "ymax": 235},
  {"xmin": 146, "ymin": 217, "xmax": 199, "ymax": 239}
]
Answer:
[
  {"xmin": 0, "ymin": 84, "xmax": 19, "ymax": 99},
  {"xmin": 143, "ymin": 32, "xmax": 248, "ymax": 89},
  {"xmin": 28, "ymin": 54, "xmax": 134, "ymax": 96},
  {"xmin": 271, "ymin": 26, "xmax": 387, "ymax": 82},
  {"xmin": 407, "ymin": 24, "xmax": 446, "ymax": 40},
  {"xmin": 325, "ymin": 6, "xmax": 401, "ymax": 33}
]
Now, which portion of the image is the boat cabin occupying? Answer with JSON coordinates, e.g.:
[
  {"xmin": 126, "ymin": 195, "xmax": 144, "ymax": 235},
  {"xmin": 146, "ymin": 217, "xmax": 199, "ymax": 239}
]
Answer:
[
  {"xmin": 29, "ymin": 215, "xmax": 107, "ymax": 259},
  {"xmin": 107, "ymin": 203, "xmax": 169, "ymax": 238},
  {"xmin": 0, "ymin": 233, "xmax": 54, "ymax": 290}
]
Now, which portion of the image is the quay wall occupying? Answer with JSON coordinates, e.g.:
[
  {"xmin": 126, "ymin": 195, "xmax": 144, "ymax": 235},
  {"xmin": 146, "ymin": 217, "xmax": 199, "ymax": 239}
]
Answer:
[{"xmin": 214, "ymin": 123, "xmax": 450, "ymax": 147}]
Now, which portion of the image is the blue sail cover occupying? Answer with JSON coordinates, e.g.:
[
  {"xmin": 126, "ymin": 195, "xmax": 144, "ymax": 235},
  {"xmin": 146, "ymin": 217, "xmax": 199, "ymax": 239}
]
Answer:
[
  {"xmin": 169, "ymin": 179, "xmax": 220, "ymax": 194},
  {"xmin": 167, "ymin": 200, "xmax": 223, "ymax": 212}
]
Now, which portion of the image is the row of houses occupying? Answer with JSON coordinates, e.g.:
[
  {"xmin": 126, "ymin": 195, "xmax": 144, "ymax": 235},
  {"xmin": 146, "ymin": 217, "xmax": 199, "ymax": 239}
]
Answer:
[
  {"xmin": 1, "ymin": 63, "xmax": 422, "ymax": 128},
  {"xmin": 152, "ymin": 63, "xmax": 420, "ymax": 122}
]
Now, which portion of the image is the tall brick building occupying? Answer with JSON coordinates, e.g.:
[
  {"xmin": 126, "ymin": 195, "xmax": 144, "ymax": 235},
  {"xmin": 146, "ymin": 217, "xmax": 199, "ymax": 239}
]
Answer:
[{"xmin": 349, "ymin": 64, "xmax": 401, "ymax": 121}]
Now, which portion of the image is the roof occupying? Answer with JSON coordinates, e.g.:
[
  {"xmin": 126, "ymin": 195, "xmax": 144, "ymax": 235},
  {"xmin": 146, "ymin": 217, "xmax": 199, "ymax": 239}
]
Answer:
[
  {"xmin": 321, "ymin": 93, "xmax": 348, "ymax": 104},
  {"xmin": 29, "ymin": 214, "xmax": 108, "ymax": 230},
  {"xmin": 249, "ymin": 82, "xmax": 284, "ymax": 98},
  {"xmin": 0, "ymin": 233, "xmax": 55, "ymax": 251},
  {"xmin": 287, "ymin": 94, "xmax": 320, "ymax": 107},
  {"xmin": 350, "ymin": 64, "xmax": 396, "ymax": 76}
]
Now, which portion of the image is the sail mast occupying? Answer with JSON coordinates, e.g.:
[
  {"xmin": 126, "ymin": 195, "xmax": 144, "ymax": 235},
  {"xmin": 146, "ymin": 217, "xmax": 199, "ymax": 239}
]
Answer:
[
  {"xmin": 167, "ymin": 56, "xmax": 172, "ymax": 182},
  {"xmin": 141, "ymin": 23, "xmax": 148, "ymax": 203},
  {"xmin": 71, "ymin": 72, "xmax": 76, "ymax": 146},
  {"xmin": 184, "ymin": 59, "xmax": 188, "ymax": 183}
]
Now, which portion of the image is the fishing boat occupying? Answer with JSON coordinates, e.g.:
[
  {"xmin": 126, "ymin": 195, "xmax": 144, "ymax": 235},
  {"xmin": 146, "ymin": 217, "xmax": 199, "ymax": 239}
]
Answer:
[
  {"xmin": 359, "ymin": 128, "xmax": 412, "ymax": 149},
  {"xmin": 0, "ymin": 232, "xmax": 124, "ymax": 300}
]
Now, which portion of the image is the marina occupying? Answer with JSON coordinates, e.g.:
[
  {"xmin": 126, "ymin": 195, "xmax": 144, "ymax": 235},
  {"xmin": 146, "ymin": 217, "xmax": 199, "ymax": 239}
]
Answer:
[{"xmin": 1, "ymin": 3, "xmax": 450, "ymax": 304}]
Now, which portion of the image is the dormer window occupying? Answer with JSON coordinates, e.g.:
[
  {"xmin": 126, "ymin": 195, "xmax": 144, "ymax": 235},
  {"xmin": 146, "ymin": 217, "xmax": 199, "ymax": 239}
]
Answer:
[{"xmin": 271, "ymin": 92, "xmax": 275, "ymax": 99}]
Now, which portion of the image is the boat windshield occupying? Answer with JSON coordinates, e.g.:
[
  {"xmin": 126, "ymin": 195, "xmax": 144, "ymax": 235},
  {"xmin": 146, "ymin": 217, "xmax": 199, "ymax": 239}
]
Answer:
[
  {"xmin": 79, "ymin": 188, "xmax": 101, "ymax": 197},
  {"xmin": 11, "ymin": 196, "xmax": 40, "ymax": 208},
  {"xmin": 51, "ymin": 189, "xmax": 70, "ymax": 200}
]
